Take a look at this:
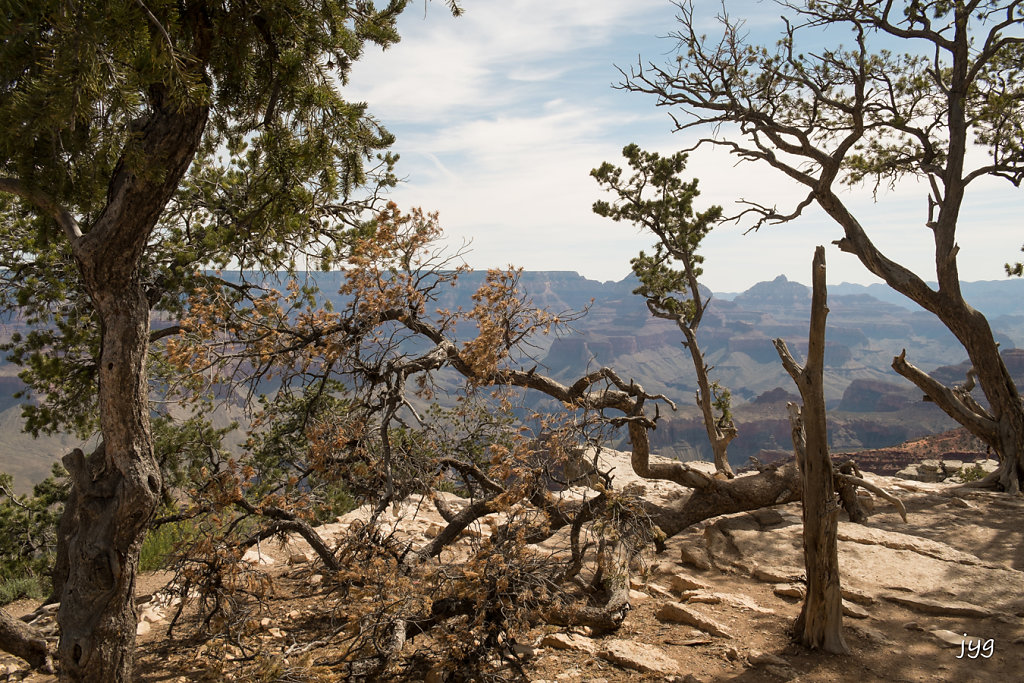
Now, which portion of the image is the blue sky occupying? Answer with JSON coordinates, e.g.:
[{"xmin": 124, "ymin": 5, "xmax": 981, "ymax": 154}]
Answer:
[{"xmin": 345, "ymin": 0, "xmax": 1024, "ymax": 292}]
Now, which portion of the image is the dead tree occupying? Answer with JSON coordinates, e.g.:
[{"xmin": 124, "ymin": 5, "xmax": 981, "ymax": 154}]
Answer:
[{"xmin": 773, "ymin": 246, "xmax": 849, "ymax": 655}]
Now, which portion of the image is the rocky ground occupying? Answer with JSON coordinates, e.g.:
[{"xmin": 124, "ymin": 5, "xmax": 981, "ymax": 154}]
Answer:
[{"xmin": 2, "ymin": 451, "xmax": 1023, "ymax": 682}]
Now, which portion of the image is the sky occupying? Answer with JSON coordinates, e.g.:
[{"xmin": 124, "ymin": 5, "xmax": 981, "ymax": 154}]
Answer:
[{"xmin": 344, "ymin": 0, "xmax": 1024, "ymax": 293}]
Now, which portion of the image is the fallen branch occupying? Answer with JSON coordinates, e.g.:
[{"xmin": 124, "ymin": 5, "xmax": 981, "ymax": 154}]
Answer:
[{"xmin": 0, "ymin": 608, "xmax": 53, "ymax": 674}]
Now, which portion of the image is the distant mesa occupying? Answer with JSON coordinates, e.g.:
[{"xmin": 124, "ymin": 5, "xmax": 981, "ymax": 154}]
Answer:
[
  {"xmin": 751, "ymin": 387, "xmax": 799, "ymax": 405},
  {"xmin": 837, "ymin": 379, "xmax": 917, "ymax": 413}
]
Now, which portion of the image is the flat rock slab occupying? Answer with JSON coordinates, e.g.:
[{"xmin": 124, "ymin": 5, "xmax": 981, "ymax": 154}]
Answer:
[
  {"xmin": 718, "ymin": 520, "xmax": 1024, "ymax": 613},
  {"xmin": 882, "ymin": 594, "xmax": 993, "ymax": 619},
  {"xmin": 836, "ymin": 523, "xmax": 993, "ymax": 567},
  {"xmin": 682, "ymin": 591, "xmax": 775, "ymax": 614},
  {"xmin": 930, "ymin": 629, "xmax": 988, "ymax": 648},
  {"xmin": 597, "ymin": 639, "xmax": 680, "ymax": 675},
  {"xmin": 655, "ymin": 601, "xmax": 733, "ymax": 638},
  {"xmin": 842, "ymin": 600, "xmax": 870, "ymax": 620}
]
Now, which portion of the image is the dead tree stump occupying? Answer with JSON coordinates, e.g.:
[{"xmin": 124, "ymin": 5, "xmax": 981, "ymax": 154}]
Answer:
[{"xmin": 773, "ymin": 246, "xmax": 849, "ymax": 655}]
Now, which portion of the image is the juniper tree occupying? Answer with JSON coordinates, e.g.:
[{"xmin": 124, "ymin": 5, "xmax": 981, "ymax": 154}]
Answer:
[
  {"xmin": 622, "ymin": 0, "xmax": 1024, "ymax": 493},
  {"xmin": 0, "ymin": 1, "xmax": 462, "ymax": 678},
  {"xmin": 592, "ymin": 144, "xmax": 737, "ymax": 477}
]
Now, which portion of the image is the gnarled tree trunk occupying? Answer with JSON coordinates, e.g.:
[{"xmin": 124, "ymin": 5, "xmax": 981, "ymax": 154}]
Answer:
[{"xmin": 47, "ymin": 88, "xmax": 209, "ymax": 682}]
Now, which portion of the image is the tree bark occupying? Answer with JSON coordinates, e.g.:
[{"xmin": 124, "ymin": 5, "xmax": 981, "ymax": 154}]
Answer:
[
  {"xmin": 774, "ymin": 246, "xmax": 849, "ymax": 655},
  {"xmin": 49, "ymin": 88, "xmax": 209, "ymax": 681}
]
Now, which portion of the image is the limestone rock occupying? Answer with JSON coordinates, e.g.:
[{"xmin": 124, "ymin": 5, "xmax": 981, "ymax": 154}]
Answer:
[
  {"xmin": 655, "ymin": 601, "xmax": 733, "ymax": 638},
  {"xmin": 597, "ymin": 639, "xmax": 680, "ymax": 675},
  {"xmin": 836, "ymin": 523, "xmax": 990, "ymax": 567},
  {"xmin": 930, "ymin": 629, "xmax": 984, "ymax": 648},
  {"xmin": 749, "ymin": 651, "xmax": 789, "ymax": 667},
  {"xmin": 840, "ymin": 587, "xmax": 875, "ymax": 605},
  {"xmin": 242, "ymin": 547, "xmax": 275, "ymax": 565},
  {"xmin": 752, "ymin": 565, "xmax": 804, "ymax": 584},
  {"xmin": 679, "ymin": 541, "xmax": 712, "ymax": 570},
  {"xmin": 883, "ymin": 593, "xmax": 993, "ymax": 618},
  {"xmin": 842, "ymin": 600, "xmax": 869, "ymax": 619},
  {"xmin": 667, "ymin": 573, "xmax": 711, "ymax": 593},
  {"xmin": 773, "ymin": 583, "xmax": 805, "ymax": 600},
  {"xmin": 539, "ymin": 633, "xmax": 596, "ymax": 654},
  {"xmin": 644, "ymin": 582, "xmax": 676, "ymax": 600}
]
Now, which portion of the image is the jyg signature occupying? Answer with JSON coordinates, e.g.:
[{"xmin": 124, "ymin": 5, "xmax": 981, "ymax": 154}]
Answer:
[{"xmin": 956, "ymin": 635, "xmax": 994, "ymax": 659}]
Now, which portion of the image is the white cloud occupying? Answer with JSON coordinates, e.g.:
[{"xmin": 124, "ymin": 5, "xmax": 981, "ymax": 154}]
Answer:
[{"xmin": 342, "ymin": 1, "xmax": 1024, "ymax": 292}]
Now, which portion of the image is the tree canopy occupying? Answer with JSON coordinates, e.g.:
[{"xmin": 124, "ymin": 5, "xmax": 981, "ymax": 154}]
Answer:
[{"xmin": 0, "ymin": 1, "xmax": 460, "ymax": 679}]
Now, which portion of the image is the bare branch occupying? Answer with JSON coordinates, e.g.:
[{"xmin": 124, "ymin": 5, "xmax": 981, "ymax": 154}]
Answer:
[{"xmin": 892, "ymin": 349, "xmax": 998, "ymax": 445}]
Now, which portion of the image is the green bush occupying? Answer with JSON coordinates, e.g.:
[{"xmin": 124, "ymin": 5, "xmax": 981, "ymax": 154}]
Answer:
[
  {"xmin": 0, "ymin": 464, "xmax": 68, "ymax": 604},
  {"xmin": 958, "ymin": 464, "xmax": 987, "ymax": 483},
  {"xmin": 140, "ymin": 518, "xmax": 199, "ymax": 572},
  {"xmin": 0, "ymin": 575, "xmax": 47, "ymax": 605}
]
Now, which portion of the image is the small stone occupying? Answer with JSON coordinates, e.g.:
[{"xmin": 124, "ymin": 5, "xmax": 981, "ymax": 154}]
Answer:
[
  {"xmin": 842, "ymin": 600, "xmax": 869, "ymax": 619},
  {"xmin": 774, "ymin": 583, "xmax": 805, "ymax": 600},
  {"xmin": 242, "ymin": 548, "xmax": 275, "ymax": 566},
  {"xmin": 308, "ymin": 574, "xmax": 323, "ymax": 586},
  {"xmin": 628, "ymin": 588, "xmax": 651, "ymax": 602},
  {"xmin": 267, "ymin": 627, "xmax": 285, "ymax": 638},
  {"xmin": 930, "ymin": 630, "xmax": 982, "ymax": 647},
  {"xmin": 288, "ymin": 552, "xmax": 309, "ymax": 565},
  {"xmin": 903, "ymin": 622, "xmax": 923, "ymax": 631},
  {"xmin": 750, "ymin": 651, "xmax": 789, "ymax": 667},
  {"xmin": 598, "ymin": 639, "xmax": 680, "ymax": 675},
  {"xmin": 539, "ymin": 633, "xmax": 596, "ymax": 654},
  {"xmin": 724, "ymin": 646, "xmax": 740, "ymax": 660},
  {"xmin": 751, "ymin": 565, "xmax": 804, "ymax": 584},
  {"xmin": 645, "ymin": 582, "xmax": 676, "ymax": 600},
  {"xmin": 667, "ymin": 573, "xmax": 711, "ymax": 593},
  {"xmin": 136, "ymin": 620, "xmax": 152, "ymax": 636}
]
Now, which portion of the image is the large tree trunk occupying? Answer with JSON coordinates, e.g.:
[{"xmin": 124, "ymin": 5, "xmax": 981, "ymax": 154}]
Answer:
[
  {"xmin": 49, "ymin": 86, "xmax": 209, "ymax": 681},
  {"xmin": 826, "ymin": 161, "xmax": 1024, "ymax": 495},
  {"xmin": 53, "ymin": 283, "xmax": 161, "ymax": 681},
  {"xmin": 773, "ymin": 246, "xmax": 848, "ymax": 655}
]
